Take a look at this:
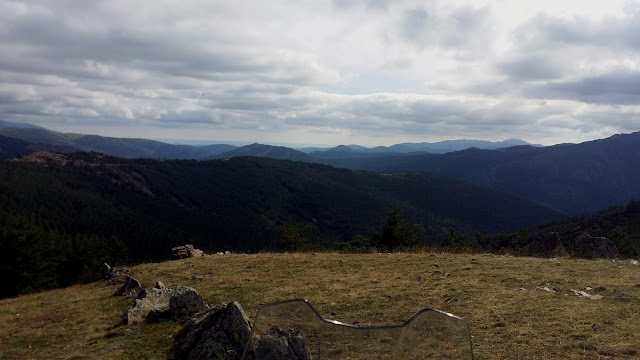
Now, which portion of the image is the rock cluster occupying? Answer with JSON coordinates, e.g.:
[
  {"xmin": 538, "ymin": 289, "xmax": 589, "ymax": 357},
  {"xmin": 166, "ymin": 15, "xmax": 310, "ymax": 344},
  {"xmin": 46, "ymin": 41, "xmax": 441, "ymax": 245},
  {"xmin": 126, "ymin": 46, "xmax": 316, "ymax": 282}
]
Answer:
[
  {"xmin": 119, "ymin": 282, "xmax": 309, "ymax": 360},
  {"xmin": 171, "ymin": 244, "xmax": 205, "ymax": 259}
]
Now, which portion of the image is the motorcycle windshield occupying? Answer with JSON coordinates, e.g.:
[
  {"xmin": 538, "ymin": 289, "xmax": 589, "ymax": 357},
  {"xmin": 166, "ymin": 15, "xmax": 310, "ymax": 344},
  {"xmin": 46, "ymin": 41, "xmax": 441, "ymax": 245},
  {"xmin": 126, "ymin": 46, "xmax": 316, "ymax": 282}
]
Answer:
[{"xmin": 241, "ymin": 299, "xmax": 473, "ymax": 360}]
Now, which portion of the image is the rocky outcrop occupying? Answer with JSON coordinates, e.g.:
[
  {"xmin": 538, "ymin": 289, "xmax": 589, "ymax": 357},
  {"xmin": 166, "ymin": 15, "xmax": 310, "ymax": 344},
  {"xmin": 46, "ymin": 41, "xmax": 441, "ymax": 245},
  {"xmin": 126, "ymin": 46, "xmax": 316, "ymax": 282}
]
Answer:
[
  {"xmin": 172, "ymin": 244, "xmax": 205, "ymax": 259},
  {"xmin": 526, "ymin": 232, "xmax": 568, "ymax": 258},
  {"xmin": 171, "ymin": 302, "xmax": 252, "ymax": 360},
  {"xmin": 113, "ymin": 276, "xmax": 141, "ymax": 296},
  {"xmin": 574, "ymin": 233, "xmax": 619, "ymax": 259},
  {"xmin": 125, "ymin": 285, "xmax": 208, "ymax": 324}
]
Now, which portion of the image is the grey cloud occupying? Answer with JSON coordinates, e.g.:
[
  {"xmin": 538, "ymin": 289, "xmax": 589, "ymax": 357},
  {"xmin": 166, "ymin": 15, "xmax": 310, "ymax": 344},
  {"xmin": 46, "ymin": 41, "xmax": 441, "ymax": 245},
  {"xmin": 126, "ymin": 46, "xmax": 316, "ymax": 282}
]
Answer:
[
  {"xmin": 512, "ymin": 12, "xmax": 640, "ymax": 52},
  {"xmin": 497, "ymin": 56, "xmax": 564, "ymax": 81},
  {"xmin": 524, "ymin": 71, "xmax": 640, "ymax": 105},
  {"xmin": 332, "ymin": 0, "xmax": 390, "ymax": 10},
  {"xmin": 399, "ymin": 5, "xmax": 493, "ymax": 50}
]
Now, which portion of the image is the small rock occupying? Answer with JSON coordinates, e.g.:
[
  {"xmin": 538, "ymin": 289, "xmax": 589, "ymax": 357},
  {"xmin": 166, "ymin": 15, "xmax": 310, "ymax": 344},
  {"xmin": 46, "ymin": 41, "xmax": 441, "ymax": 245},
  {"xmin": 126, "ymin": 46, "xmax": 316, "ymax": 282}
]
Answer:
[
  {"xmin": 413, "ymin": 275, "xmax": 422, "ymax": 282},
  {"xmin": 155, "ymin": 281, "xmax": 166, "ymax": 289},
  {"xmin": 224, "ymin": 251, "xmax": 231, "ymax": 255},
  {"xmin": 631, "ymin": 259, "xmax": 639, "ymax": 265},
  {"xmin": 585, "ymin": 286, "xmax": 593, "ymax": 291},
  {"xmin": 538, "ymin": 286, "xmax": 558, "ymax": 293},
  {"xmin": 615, "ymin": 293, "xmax": 629, "ymax": 302},
  {"xmin": 519, "ymin": 288, "xmax": 526, "ymax": 291},
  {"xmin": 571, "ymin": 289, "xmax": 603, "ymax": 300}
]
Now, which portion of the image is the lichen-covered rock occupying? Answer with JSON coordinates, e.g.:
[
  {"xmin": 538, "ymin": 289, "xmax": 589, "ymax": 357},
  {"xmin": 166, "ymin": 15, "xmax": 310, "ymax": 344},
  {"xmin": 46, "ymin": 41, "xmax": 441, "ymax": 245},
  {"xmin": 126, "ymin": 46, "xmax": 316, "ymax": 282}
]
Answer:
[
  {"xmin": 125, "ymin": 285, "xmax": 207, "ymax": 324},
  {"xmin": 245, "ymin": 327, "xmax": 310, "ymax": 360},
  {"xmin": 171, "ymin": 301, "xmax": 252, "ymax": 360}
]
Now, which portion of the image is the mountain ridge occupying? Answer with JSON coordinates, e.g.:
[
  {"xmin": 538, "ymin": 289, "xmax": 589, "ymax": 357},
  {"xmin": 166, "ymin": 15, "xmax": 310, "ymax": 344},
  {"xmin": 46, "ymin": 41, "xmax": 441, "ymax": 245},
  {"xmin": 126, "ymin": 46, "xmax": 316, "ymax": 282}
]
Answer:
[{"xmin": 322, "ymin": 132, "xmax": 640, "ymax": 215}]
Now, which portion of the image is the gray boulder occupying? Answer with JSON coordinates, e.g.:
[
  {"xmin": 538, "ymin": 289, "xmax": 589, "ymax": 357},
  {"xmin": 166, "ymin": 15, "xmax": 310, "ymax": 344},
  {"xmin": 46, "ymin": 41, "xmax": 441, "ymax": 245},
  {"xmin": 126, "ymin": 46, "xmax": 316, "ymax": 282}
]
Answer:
[
  {"xmin": 526, "ymin": 232, "xmax": 568, "ymax": 258},
  {"xmin": 125, "ymin": 285, "xmax": 208, "ymax": 324},
  {"xmin": 574, "ymin": 233, "xmax": 620, "ymax": 259},
  {"xmin": 101, "ymin": 262, "xmax": 116, "ymax": 280},
  {"xmin": 172, "ymin": 302, "xmax": 252, "ymax": 360},
  {"xmin": 113, "ymin": 276, "xmax": 141, "ymax": 296},
  {"xmin": 245, "ymin": 327, "xmax": 310, "ymax": 360}
]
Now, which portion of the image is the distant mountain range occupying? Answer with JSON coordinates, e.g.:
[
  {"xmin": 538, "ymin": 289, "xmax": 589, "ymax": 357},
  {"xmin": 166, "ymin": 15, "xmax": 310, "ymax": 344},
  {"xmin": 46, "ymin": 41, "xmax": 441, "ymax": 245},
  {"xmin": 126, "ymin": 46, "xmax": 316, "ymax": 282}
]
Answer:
[
  {"xmin": 322, "ymin": 133, "xmax": 640, "ymax": 215},
  {"xmin": 2, "ymin": 122, "xmax": 639, "ymax": 216},
  {"xmin": 299, "ymin": 139, "xmax": 534, "ymax": 158},
  {"xmin": 0, "ymin": 122, "xmax": 534, "ymax": 160}
]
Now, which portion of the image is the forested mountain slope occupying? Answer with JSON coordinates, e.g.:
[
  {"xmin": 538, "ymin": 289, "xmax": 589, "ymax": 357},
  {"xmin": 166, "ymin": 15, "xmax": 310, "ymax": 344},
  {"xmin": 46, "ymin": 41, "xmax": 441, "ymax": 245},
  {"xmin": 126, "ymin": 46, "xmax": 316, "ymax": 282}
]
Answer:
[
  {"xmin": 324, "ymin": 132, "xmax": 640, "ymax": 214},
  {"xmin": 0, "ymin": 151, "xmax": 562, "ymax": 255}
]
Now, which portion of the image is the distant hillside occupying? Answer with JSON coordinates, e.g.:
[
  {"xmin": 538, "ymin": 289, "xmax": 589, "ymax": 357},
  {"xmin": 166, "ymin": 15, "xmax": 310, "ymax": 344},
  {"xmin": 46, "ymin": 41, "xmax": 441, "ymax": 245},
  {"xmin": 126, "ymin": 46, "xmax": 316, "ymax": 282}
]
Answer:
[
  {"xmin": 0, "ymin": 135, "xmax": 34, "ymax": 159},
  {"xmin": 67, "ymin": 134, "xmax": 233, "ymax": 159},
  {"xmin": 0, "ymin": 120, "xmax": 47, "ymax": 129},
  {"xmin": 324, "ymin": 132, "xmax": 640, "ymax": 215},
  {"xmin": 0, "ymin": 128, "xmax": 235, "ymax": 159},
  {"xmin": 212, "ymin": 143, "xmax": 314, "ymax": 162},
  {"xmin": 0, "ymin": 153, "xmax": 562, "ymax": 259},
  {"xmin": 0, "ymin": 135, "xmax": 79, "ymax": 159},
  {"xmin": 0, "ymin": 127, "xmax": 75, "ymax": 147}
]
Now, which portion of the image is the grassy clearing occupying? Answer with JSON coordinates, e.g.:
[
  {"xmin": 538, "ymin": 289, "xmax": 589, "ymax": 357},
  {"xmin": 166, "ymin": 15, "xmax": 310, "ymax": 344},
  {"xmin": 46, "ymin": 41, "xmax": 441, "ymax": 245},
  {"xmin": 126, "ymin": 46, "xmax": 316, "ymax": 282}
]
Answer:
[{"xmin": 1, "ymin": 253, "xmax": 639, "ymax": 359}]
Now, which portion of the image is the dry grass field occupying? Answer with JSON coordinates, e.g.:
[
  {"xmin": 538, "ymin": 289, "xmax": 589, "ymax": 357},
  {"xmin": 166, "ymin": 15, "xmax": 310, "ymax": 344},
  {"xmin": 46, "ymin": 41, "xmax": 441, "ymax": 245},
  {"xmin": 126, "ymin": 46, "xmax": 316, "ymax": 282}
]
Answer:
[{"xmin": 1, "ymin": 252, "xmax": 639, "ymax": 359}]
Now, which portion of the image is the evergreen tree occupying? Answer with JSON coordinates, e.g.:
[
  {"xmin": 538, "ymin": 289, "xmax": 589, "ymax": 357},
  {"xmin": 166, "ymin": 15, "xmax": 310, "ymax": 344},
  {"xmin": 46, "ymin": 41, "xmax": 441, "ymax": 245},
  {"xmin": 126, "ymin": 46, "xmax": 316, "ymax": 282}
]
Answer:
[{"xmin": 373, "ymin": 208, "xmax": 421, "ymax": 252}]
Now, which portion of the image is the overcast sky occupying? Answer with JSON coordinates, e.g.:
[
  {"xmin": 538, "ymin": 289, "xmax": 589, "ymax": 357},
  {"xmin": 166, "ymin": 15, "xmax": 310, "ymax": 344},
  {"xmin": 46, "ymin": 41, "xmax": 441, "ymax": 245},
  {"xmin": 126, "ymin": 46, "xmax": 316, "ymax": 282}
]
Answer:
[{"xmin": 1, "ymin": 0, "xmax": 640, "ymax": 146}]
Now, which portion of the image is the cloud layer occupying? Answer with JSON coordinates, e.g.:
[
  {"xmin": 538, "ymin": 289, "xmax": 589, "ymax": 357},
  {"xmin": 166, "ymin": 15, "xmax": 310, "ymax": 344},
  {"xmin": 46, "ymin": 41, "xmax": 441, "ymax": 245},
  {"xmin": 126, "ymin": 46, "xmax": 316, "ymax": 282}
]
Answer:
[{"xmin": 1, "ymin": 0, "xmax": 639, "ymax": 146}]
